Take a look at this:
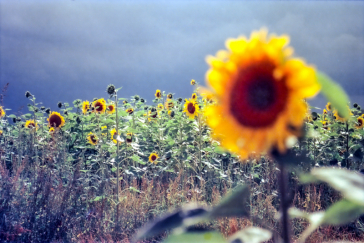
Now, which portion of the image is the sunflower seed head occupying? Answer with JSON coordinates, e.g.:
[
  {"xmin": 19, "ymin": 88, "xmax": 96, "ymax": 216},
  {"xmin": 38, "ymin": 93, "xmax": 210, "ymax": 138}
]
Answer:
[
  {"xmin": 57, "ymin": 102, "xmax": 63, "ymax": 108},
  {"xmin": 107, "ymin": 84, "xmax": 116, "ymax": 95},
  {"xmin": 25, "ymin": 91, "xmax": 32, "ymax": 98}
]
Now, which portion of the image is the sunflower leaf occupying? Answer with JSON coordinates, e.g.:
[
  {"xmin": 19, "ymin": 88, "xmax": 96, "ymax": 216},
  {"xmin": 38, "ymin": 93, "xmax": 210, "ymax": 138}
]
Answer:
[{"xmin": 316, "ymin": 71, "xmax": 350, "ymax": 118}]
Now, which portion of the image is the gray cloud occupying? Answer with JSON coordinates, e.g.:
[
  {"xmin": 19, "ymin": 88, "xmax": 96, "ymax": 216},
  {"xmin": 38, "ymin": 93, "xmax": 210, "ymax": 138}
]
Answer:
[{"xmin": 0, "ymin": 1, "xmax": 363, "ymax": 114}]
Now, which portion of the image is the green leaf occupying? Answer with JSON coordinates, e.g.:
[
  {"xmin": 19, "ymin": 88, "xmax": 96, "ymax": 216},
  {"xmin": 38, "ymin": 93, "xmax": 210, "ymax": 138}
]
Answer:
[
  {"xmin": 130, "ymin": 154, "xmax": 146, "ymax": 165},
  {"xmin": 316, "ymin": 71, "xmax": 350, "ymax": 118},
  {"xmin": 93, "ymin": 196, "xmax": 105, "ymax": 202},
  {"xmin": 208, "ymin": 184, "xmax": 250, "ymax": 218},
  {"xmin": 322, "ymin": 199, "xmax": 364, "ymax": 226},
  {"xmin": 228, "ymin": 227, "xmax": 272, "ymax": 243},
  {"xmin": 300, "ymin": 167, "xmax": 364, "ymax": 206},
  {"xmin": 7, "ymin": 114, "xmax": 16, "ymax": 118},
  {"xmin": 129, "ymin": 187, "xmax": 140, "ymax": 193},
  {"xmin": 163, "ymin": 232, "xmax": 227, "ymax": 243}
]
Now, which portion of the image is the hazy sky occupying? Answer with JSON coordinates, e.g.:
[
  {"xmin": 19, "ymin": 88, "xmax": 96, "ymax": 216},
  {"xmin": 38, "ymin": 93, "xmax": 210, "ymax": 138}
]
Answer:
[{"xmin": 1, "ymin": 0, "xmax": 363, "ymax": 115}]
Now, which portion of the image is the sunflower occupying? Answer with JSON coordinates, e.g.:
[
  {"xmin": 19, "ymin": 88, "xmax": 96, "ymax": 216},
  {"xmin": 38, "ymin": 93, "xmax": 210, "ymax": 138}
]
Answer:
[
  {"xmin": 0, "ymin": 130, "xmax": 3, "ymax": 136},
  {"xmin": 323, "ymin": 109, "xmax": 327, "ymax": 115},
  {"xmin": 48, "ymin": 112, "xmax": 65, "ymax": 128},
  {"xmin": 126, "ymin": 132, "xmax": 133, "ymax": 143},
  {"xmin": 25, "ymin": 120, "xmax": 37, "ymax": 130},
  {"xmin": 82, "ymin": 101, "xmax": 90, "ymax": 114},
  {"xmin": 148, "ymin": 110, "xmax": 159, "ymax": 121},
  {"xmin": 326, "ymin": 102, "xmax": 332, "ymax": 111},
  {"xmin": 321, "ymin": 120, "xmax": 330, "ymax": 130},
  {"xmin": 107, "ymin": 104, "xmax": 115, "ymax": 114},
  {"xmin": 149, "ymin": 152, "xmax": 159, "ymax": 164},
  {"xmin": 110, "ymin": 128, "xmax": 121, "ymax": 144},
  {"xmin": 355, "ymin": 117, "xmax": 364, "ymax": 129},
  {"xmin": 155, "ymin": 89, "xmax": 162, "ymax": 99},
  {"xmin": 157, "ymin": 103, "xmax": 164, "ymax": 110},
  {"xmin": 183, "ymin": 99, "xmax": 199, "ymax": 119},
  {"xmin": 203, "ymin": 29, "xmax": 320, "ymax": 159},
  {"xmin": 191, "ymin": 93, "xmax": 197, "ymax": 100},
  {"xmin": 126, "ymin": 107, "xmax": 134, "ymax": 115},
  {"xmin": 49, "ymin": 127, "xmax": 55, "ymax": 133},
  {"xmin": 167, "ymin": 93, "xmax": 173, "ymax": 99},
  {"xmin": 165, "ymin": 99, "xmax": 174, "ymax": 110},
  {"xmin": 333, "ymin": 108, "xmax": 352, "ymax": 123},
  {"xmin": 92, "ymin": 98, "xmax": 106, "ymax": 114},
  {"xmin": 87, "ymin": 132, "xmax": 98, "ymax": 145},
  {"xmin": 0, "ymin": 106, "xmax": 5, "ymax": 118},
  {"xmin": 168, "ymin": 110, "xmax": 175, "ymax": 118},
  {"xmin": 191, "ymin": 79, "xmax": 196, "ymax": 85}
]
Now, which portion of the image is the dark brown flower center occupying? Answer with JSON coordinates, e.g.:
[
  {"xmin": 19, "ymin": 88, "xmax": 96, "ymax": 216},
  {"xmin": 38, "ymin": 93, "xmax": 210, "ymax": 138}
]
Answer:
[
  {"xmin": 151, "ymin": 155, "xmax": 156, "ymax": 161},
  {"xmin": 90, "ymin": 135, "xmax": 97, "ymax": 143},
  {"xmin": 108, "ymin": 105, "xmax": 114, "ymax": 112},
  {"xmin": 28, "ymin": 122, "xmax": 35, "ymax": 128},
  {"xmin": 187, "ymin": 103, "xmax": 196, "ymax": 114},
  {"xmin": 359, "ymin": 119, "xmax": 363, "ymax": 126},
  {"xmin": 94, "ymin": 102, "xmax": 104, "ymax": 112},
  {"xmin": 49, "ymin": 114, "xmax": 62, "ymax": 127},
  {"xmin": 229, "ymin": 61, "xmax": 288, "ymax": 128}
]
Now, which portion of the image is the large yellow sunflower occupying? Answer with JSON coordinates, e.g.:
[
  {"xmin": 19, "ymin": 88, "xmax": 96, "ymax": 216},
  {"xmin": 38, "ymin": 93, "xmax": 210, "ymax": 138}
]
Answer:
[
  {"xmin": 0, "ymin": 106, "xmax": 5, "ymax": 118},
  {"xmin": 155, "ymin": 89, "xmax": 162, "ymax": 99},
  {"xmin": 355, "ymin": 117, "xmax": 364, "ymax": 129},
  {"xmin": 47, "ymin": 112, "xmax": 65, "ymax": 128},
  {"xmin": 92, "ymin": 98, "xmax": 106, "ymax": 114},
  {"xmin": 82, "ymin": 101, "xmax": 90, "ymax": 114},
  {"xmin": 25, "ymin": 120, "xmax": 37, "ymax": 130},
  {"xmin": 203, "ymin": 29, "xmax": 320, "ymax": 159},
  {"xmin": 183, "ymin": 99, "xmax": 199, "ymax": 119},
  {"xmin": 149, "ymin": 152, "xmax": 159, "ymax": 164},
  {"xmin": 87, "ymin": 132, "xmax": 98, "ymax": 145},
  {"xmin": 106, "ymin": 104, "xmax": 115, "ymax": 114}
]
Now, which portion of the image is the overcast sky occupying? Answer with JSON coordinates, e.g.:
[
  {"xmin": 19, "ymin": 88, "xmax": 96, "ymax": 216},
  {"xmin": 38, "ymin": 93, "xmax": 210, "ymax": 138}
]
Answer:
[{"xmin": 1, "ymin": 0, "xmax": 363, "ymax": 115}]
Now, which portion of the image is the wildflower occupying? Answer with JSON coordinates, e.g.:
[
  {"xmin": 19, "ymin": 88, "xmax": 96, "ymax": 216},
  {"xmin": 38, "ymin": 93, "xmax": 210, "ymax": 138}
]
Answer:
[
  {"xmin": 167, "ymin": 93, "xmax": 173, "ymax": 99},
  {"xmin": 57, "ymin": 102, "xmax": 63, "ymax": 108},
  {"xmin": 25, "ymin": 91, "xmax": 32, "ymax": 98},
  {"xmin": 106, "ymin": 84, "xmax": 116, "ymax": 95},
  {"xmin": 355, "ymin": 117, "xmax": 364, "ymax": 129},
  {"xmin": 203, "ymin": 29, "xmax": 320, "ymax": 158},
  {"xmin": 49, "ymin": 127, "xmax": 55, "ymax": 133},
  {"xmin": 191, "ymin": 79, "xmax": 196, "ymax": 85},
  {"xmin": 157, "ymin": 103, "xmax": 164, "ymax": 110},
  {"xmin": 155, "ymin": 89, "xmax": 162, "ymax": 99},
  {"xmin": 126, "ymin": 107, "xmax": 134, "ymax": 115},
  {"xmin": 82, "ymin": 101, "xmax": 90, "ymax": 114},
  {"xmin": 165, "ymin": 99, "xmax": 174, "ymax": 110},
  {"xmin": 149, "ymin": 153, "xmax": 159, "ymax": 164},
  {"xmin": 326, "ymin": 102, "xmax": 332, "ymax": 111},
  {"xmin": 25, "ymin": 120, "xmax": 37, "ymax": 129},
  {"xmin": 87, "ymin": 132, "xmax": 98, "ymax": 145},
  {"xmin": 191, "ymin": 93, "xmax": 197, "ymax": 100},
  {"xmin": 333, "ymin": 108, "xmax": 352, "ymax": 123},
  {"xmin": 168, "ymin": 110, "xmax": 175, "ymax": 118},
  {"xmin": 110, "ymin": 128, "xmax": 121, "ymax": 144},
  {"xmin": 126, "ymin": 132, "xmax": 133, "ymax": 143},
  {"xmin": 47, "ymin": 112, "xmax": 65, "ymax": 128},
  {"xmin": 107, "ymin": 104, "xmax": 115, "ymax": 114},
  {"xmin": 183, "ymin": 99, "xmax": 199, "ymax": 119},
  {"xmin": 92, "ymin": 98, "xmax": 106, "ymax": 114},
  {"xmin": 0, "ymin": 106, "xmax": 5, "ymax": 118}
]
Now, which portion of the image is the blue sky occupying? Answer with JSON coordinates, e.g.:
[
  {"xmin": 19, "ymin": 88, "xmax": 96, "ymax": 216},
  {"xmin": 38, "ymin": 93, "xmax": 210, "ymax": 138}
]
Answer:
[{"xmin": 1, "ymin": 0, "xmax": 363, "ymax": 114}]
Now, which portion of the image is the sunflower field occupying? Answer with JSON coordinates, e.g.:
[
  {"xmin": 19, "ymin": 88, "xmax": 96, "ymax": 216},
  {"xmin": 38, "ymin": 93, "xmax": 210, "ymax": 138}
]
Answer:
[{"xmin": 0, "ymin": 30, "xmax": 364, "ymax": 243}]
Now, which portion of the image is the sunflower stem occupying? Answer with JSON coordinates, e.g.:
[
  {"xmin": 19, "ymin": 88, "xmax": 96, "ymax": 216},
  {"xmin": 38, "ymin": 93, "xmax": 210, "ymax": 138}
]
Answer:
[
  {"xmin": 114, "ymin": 92, "xmax": 120, "ymax": 230},
  {"xmin": 278, "ymin": 161, "xmax": 291, "ymax": 243}
]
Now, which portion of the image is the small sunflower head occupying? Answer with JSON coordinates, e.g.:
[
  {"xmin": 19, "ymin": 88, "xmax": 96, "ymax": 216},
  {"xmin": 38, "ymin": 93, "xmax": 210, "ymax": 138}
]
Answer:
[
  {"xmin": 47, "ymin": 112, "xmax": 65, "ymax": 128},
  {"xmin": 157, "ymin": 103, "xmax": 164, "ymax": 110},
  {"xmin": 183, "ymin": 99, "xmax": 199, "ymax": 119},
  {"xmin": 140, "ymin": 98, "xmax": 145, "ymax": 103},
  {"xmin": 49, "ymin": 127, "xmax": 55, "ymax": 134},
  {"xmin": 151, "ymin": 107, "xmax": 156, "ymax": 112},
  {"xmin": 82, "ymin": 101, "xmax": 90, "ymax": 114},
  {"xmin": 155, "ymin": 89, "xmax": 162, "ymax": 99},
  {"xmin": 165, "ymin": 100, "xmax": 174, "ymax": 110},
  {"xmin": 134, "ymin": 95, "xmax": 140, "ymax": 101},
  {"xmin": 353, "ymin": 103, "xmax": 358, "ymax": 108},
  {"xmin": 45, "ymin": 108, "xmax": 51, "ymax": 114},
  {"xmin": 12, "ymin": 117, "xmax": 17, "ymax": 123},
  {"xmin": 326, "ymin": 102, "xmax": 332, "ymax": 111},
  {"xmin": 149, "ymin": 153, "xmax": 159, "ymax": 164},
  {"xmin": 40, "ymin": 106, "xmax": 45, "ymax": 111},
  {"xmin": 123, "ymin": 100, "xmax": 128, "ymax": 105},
  {"xmin": 168, "ymin": 110, "xmax": 175, "ymax": 118},
  {"xmin": 323, "ymin": 109, "xmax": 328, "ymax": 115},
  {"xmin": 107, "ymin": 104, "xmax": 116, "ymax": 114},
  {"xmin": 355, "ymin": 117, "xmax": 364, "ymax": 129},
  {"xmin": 144, "ymin": 106, "xmax": 149, "ymax": 110},
  {"xmin": 191, "ymin": 93, "xmax": 197, "ymax": 100},
  {"xmin": 92, "ymin": 98, "xmax": 107, "ymax": 114},
  {"xmin": 0, "ymin": 106, "xmax": 6, "ymax": 118},
  {"xmin": 64, "ymin": 110, "xmax": 68, "ymax": 115},
  {"xmin": 167, "ymin": 93, "xmax": 173, "ymax": 99},
  {"xmin": 73, "ymin": 99, "xmax": 82, "ymax": 107},
  {"xmin": 106, "ymin": 84, "xmax": 116, "ymax": 95},
  {"xmin": 191, "ymin": 79, "xmax": 196, "ymax": 85},
  {"xmin": 25, "ymin": 120, "xmax": 37, "ymax": 130},
  {"xmin": 0, "ymin": 130, "xmax": 2, "ymax": 136},
  {"xmin": 126, "ymin": 107, "xmax": 134, "ymax": 115},
  {"xmin": 357, "ymin": 105, "xmax": 361, "ymax": 111},
  {"xmin": 110, "ymin": 128, "xmax": 121, "ymax": 144},
  {"xmin": 57, "ymin": 102, "xmax": 63, "ymax": 108},
  {"xmin": 126, "ymin": 132, "xmax": 133, "ymax": 143},
  {"xmin": 25, "ymin": 91, "xmax": 32, "ymax": 98},
  {"xmin": 87, "ymin": 132, "xmax": 98, "ymax": 145},
  {"xmin": 16, "ymin": 117, "xmax": 21, "ymax": 122},
  {"xmin": 177, "ymin": 97, "xmax": 183, "ymax": 103}
]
